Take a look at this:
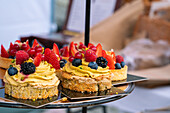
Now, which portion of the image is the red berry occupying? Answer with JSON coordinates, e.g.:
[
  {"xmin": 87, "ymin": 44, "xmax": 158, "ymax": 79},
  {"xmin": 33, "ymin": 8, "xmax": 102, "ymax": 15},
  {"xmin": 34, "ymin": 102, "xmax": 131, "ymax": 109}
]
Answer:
[
  {"xmin": 16, "ymin": 50, "xmax": 29, "ymax": 65},
  {"xmin": 41, "ymin": 55, "xmax": 45, "ymax": 61},
  {"xmin": 35, "ymin": 46, "xmax": 42, "ymax": 53},
  {"xmin": 49, "ymin": 51, "xmax": 60, "ymax": 69},
  {"xmin": 28, "ymin": 48, "xmax": 36, "ymax": 56},
  {"xmin": 79, "ymin": 44, "xmax": 87, "ymax": 50},
  {"xmin": 9, "ymin": 49, "xmax": 17, "ymax": 56},
  {"xmin": 34, "ymin": 52, "xmax": 42, "ymax": 57},
  {"xmin": 21, "ymin": 44, "xmax": 28, "ymax": 50},
  {"xmin": 53, "ymin": 43, "xmax": 59, "ymax": 55},
  {"xmin": 90, "ymin": 45, "xmax": 97, "ymax": 52},
  {"xmin": 9, "ymin": 42, "xmax": 14, "ymax": 50},
  {"xmin": 60, "ymin": 56, "xmax": 62, "ymax": 60},
  {"xmin": 75, "ymin": 52, "xmax": 83, "ymax": 59},
  {"xmin": 44, "ymin": 48, "xmax": 51, "ymax": 62},
  {"xmin": 69, "ymin": 56, "xmax": 74, "ymax": 62},
  {"xmin": 14, "ymin": 44, "xmax": 20, "ymax": 50},
  {"xmin": 116, "ymin": 55, "xmax": 124, "ymax": 63},
  {"xmin": 85, "ymin": 49, "xmax": 97, "ymax": 62},
  {"xmin": 96, "ymin": 43, "xmax": 102, "ymax": 57},
  {"xmin": 34, "ymin": 53, "xmax": 42, "ymax": 67},
  {"xmin": 1, "ymin": 45, "xmax": 9, "ymax": 58},
  {"xmin": 105, "ymin": 54, "xmax": 115, "ymax": 69}
]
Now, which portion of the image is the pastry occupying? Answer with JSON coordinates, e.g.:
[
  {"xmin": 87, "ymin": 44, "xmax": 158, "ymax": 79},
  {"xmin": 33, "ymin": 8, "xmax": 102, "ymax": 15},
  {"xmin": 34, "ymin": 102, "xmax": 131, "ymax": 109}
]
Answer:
[{"xmin": 4, "ymin": 47, "xmax": 61, "ymax": 99}]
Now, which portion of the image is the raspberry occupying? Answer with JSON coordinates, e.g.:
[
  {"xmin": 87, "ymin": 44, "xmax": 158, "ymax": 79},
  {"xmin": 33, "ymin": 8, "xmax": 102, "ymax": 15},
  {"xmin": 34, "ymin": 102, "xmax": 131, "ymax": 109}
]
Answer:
[
  {"xmin": 16, "ymin": 50, "xmax": 29, "ymax": 65},
  {"xmin": 85, "ymin": 49, "xmax": 97, "ymax": 62},
  {"xmin": 116, "ymin": 55, "xmax": 124, "ymax": 63}
]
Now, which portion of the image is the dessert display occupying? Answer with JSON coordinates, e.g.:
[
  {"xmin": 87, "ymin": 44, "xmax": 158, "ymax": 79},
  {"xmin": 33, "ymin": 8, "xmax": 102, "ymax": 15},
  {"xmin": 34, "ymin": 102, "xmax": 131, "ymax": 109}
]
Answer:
[
  {"xmin": 59, "ymin": 42, "xmax": 128, "ymax": 92},
  {"xmin": 2, "ymin": 39, "xmax": 61, "ymax": 100}
]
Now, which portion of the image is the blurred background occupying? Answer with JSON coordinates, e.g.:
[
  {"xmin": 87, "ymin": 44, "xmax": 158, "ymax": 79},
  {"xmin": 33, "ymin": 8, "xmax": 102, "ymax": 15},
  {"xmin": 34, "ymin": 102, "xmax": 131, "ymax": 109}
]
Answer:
[{"xmin": 0, "ymin": 0, "xmax": 170, "ymax": 113}]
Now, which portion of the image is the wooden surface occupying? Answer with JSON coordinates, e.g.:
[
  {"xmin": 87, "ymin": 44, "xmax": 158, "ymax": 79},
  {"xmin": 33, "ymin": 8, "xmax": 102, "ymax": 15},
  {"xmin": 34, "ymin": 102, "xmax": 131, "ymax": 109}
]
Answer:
[{"xmin": 129, "ymin": 64, "xmax": 170, "ymax": 88}]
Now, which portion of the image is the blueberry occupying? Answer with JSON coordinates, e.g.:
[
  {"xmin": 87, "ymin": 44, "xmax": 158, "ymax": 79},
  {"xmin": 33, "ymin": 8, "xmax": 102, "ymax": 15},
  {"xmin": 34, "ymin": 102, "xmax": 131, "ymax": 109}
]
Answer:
[
  {"xmin": 115, "ymin": 63, "xmax": 121, "ymax": 69},
  {"xmin": 9, "ymin": 56, "xmax": 15, "ymax": 59},
  {"xmin": 88, "ymin": 62, "xmax": 98, "ymax": 70},
  {"xmin": 120, "ymin": 62, "xmax": 125, "ymax": 68},
  {"xmin": 61, "ymin": 59, "xmax": 67, "ymax": 64},
  {"xmin": 60, "ymin": 62, "xmax": 65, "ymax": 68},
  {"xmin": 8, "ymin": 67, "xmax": 18, "ymax": 76},
  {"xmin": 72, "ymin": 59, "xmax": 82, "ymax": 67}
]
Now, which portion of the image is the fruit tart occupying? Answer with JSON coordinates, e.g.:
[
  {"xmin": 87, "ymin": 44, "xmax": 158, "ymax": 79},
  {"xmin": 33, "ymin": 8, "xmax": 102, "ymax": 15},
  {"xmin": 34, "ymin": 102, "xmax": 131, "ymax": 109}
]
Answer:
[
  {"xmin": 59, "ymin": 42, "xmax": 128, "ymax": 93},
  {"xmin": 3, "ymin": 49, "xmax": 60, "ymax": 100},
  {"xmin": 59, "ymin": 42, "xmax": 113, "ymax": 92}
]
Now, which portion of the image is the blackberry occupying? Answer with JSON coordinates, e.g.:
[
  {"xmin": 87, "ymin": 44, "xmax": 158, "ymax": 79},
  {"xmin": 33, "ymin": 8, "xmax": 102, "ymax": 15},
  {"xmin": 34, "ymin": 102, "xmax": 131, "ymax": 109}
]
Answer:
[
  {"xmin": 20, "ymin": 62, "xmax": 35, "ymax": 74},
  {"xmin": 8, "ymin": 67, "xmax": 18, "ymax": 76},
  {"xmin": 96, "ymin": 57, "xmax": 108, "ymax": 68},
  {"xmin": 72, "ymin": 59, "xmax": 82, "ymax": 67}
]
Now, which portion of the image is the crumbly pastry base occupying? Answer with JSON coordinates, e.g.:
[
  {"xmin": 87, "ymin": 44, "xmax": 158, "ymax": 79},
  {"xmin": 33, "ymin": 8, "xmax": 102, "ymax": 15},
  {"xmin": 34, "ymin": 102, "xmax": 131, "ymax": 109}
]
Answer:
[
  {"xmin": 61, "ymin": 72, "xmax": 113, "ymax": 92},
  {"xmin": 0, "ymin": 56, "xmax": 13, "ymax": 69},
  {"xmin": 5, "ymin": 83, "xmax": 59, "ymax": 99},
  {"xmin": 111, "ymin": 65, "xmax": 128, "ymax": 81}
]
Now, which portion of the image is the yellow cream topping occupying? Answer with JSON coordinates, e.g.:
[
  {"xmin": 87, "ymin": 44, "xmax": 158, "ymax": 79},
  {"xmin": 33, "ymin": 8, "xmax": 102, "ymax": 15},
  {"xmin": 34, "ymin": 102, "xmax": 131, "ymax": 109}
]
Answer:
[
  {"xmin": 63, "ymin": 59, "xmax": 111, "ymax": 78},
  {"xmin": 4, "ymin": 61, "xmax": 59, "ymax": 88}
]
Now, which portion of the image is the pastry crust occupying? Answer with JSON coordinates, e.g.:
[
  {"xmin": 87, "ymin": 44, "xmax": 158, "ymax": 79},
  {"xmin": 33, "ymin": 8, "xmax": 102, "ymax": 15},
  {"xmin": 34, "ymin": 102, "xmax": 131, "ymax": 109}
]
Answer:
[
  {"xmin": 0, "ymin": 56, "xmax": 13, "ymax": 69},
  {"xmin": 111, "ymin": 65, "xmax": 128, "ymax": 81},
  {"xmin": 4, "ymin": 81, "xmax": 59, "ymax": 99},
  {"xmin": 61, "ymin": 72, "xmax": 113, "ymax": 92}
]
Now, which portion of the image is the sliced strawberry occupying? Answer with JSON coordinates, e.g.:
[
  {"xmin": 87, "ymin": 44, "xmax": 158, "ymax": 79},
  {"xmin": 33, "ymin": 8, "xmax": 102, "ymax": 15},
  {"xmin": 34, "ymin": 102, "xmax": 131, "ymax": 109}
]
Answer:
[
  {"xmin": 15, "ymin": 40, "xmax": 21, "ymax": 43},
  {"xmin": 105, "ymin": 54, "xmax": 115, "ymax": 69},
  {"xmin": 74, "ymin": 43, "xmax": 78, "ymax": 50},
  {"xmin": 32, "ymin": 39, "xmax": 39, "ymax": 48},
  {"xmin": 96, "ymin": 43, "xmax": 102, "ymax": 57},
  {"xmin": 102, "ymin": 50, "xmax": 107, "ymax": 58},
  {"xmin": 25, "ymin": 40, "xmax": 30, "ymax": 51},
  {"xmin": 16, "ymin": 50, "xmax": 29, "ymax": 65},
  {"xmin": 107, "ymin": 51, "xmax": 116, "ymax": 64},
  {"xmin": 1, "ymin": 45, "xmax": 9, "ymax": 58},
  {"xmin": 53, "ymin": 43, "xmax": 59, "ymax": 55},
  {"xmin": 62, "ymin": 46, "xmax": 69, "ymax": 57},
  {"xmin": 79, "ymin": 42, "xmax": 83, "ymax": 45},
  {"xmin": 34, "ymin": 53, "xmax": 42, "ymax": 67},
  {"xmin": 60, "ymin": 47, "xmax": 65, "ymax": 55},
  {"xmin": 9, "ymin": 42, "xmax": 14, "ymax": 51},
  {"xmin": 88, "ymin": 43, "xmax": 94, "ymax": 48},
  {"xmin": 49, "ymin": 51, "xmax": 60, "ymax": 70},
  {"xmin": 44, "ymin": 48, "xmax": 51, "ymax": 62},
  {"xmin": 69, "ymin": 42, "xmax": 78, "ymax": 56}
]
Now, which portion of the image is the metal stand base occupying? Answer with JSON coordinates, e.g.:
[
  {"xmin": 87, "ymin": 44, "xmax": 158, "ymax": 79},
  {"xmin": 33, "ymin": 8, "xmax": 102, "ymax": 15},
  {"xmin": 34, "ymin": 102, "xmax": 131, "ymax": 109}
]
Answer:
[{"xmin": 82, "ymin": 107, "xmax": 87, "ymax": 113}]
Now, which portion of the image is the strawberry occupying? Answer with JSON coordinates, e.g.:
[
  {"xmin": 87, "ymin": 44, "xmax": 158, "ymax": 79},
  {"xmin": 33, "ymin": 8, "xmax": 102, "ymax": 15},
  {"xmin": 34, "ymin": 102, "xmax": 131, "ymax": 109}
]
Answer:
[
  {"xmin": 49, "ymin": 51, "xmax": 60, "ymax": 70},
  {"xmin": 116, "ymin": 55, "xmax": 124, "ymax": 63},
  {"xmin": 69, "ymin": 42, "xmax": 78, "ymax": 56},
  {"xmin": 15, "ymin": 40, "xmax": 21, "ymax": 43},
  {"xmin": 60, "ymin": 47, "xmax": 65, "ymax": 55},
  {"xmin": 16, "ymin": 50, "xmax": 29, "ymax": 65},
  {"xmin": 105, "ymin": 54, "xmax": 115, "ymax": 69},
  {"xmin": 102, "ymin": 50, "xmax": 107, "ymax": 58},
  {"xmin": 25, "ymin": 40, "xmax": 30, "ymax": 51},
  {"xmin": 44, "ymin": 48, "xmax": 51, "ymax": 62},
  {"xmin": 62, "ymin": 46, "xmax": 69, "ymax": 57},
  {"xmin": 88, "ymin": 43, "xmax": 94, "ymax": 48},
  {"xmin": 107, "ymin": 51, "xmax": 116, "ymax": 63},
  {"xmin": 53, "ymin": 43, "xmax": 59, "ymax": 55},
  {"xmin": 74, "ymin": 43, "xmax": 78, "ymax": 50},
  {"xmin": 1, "ymin": 45, "xmax": 9, "ymax": 58},
  {"xmin": 96, "ymin": 43, "xmax": 102, "ymax": 57},
  {"xmin": 32, "ymin": 39, "xmax": 39, "ymax": 48},
  {"xmin": 9, "ymin": 42, "xmax": 14, "ymax": 51},
  {"xmin": 34, "ymin": 53, "xmax": 42, "ymax": 67},
  {"xmin": 85, "ymin": 49, "xmax": 97, "ymax": 62}
]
